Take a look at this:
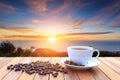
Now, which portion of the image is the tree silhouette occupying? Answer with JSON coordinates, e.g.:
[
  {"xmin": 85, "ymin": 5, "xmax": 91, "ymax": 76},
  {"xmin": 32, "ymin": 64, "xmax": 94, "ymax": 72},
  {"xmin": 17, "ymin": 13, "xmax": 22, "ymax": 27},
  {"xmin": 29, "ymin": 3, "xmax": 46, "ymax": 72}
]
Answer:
[
  {"xmin": 14, "ymin": 47, "xmax": 24, "ymax": 56},
  {"xmin": 0, "ymin": 41, "xmax": 16, "ymax": 56}
]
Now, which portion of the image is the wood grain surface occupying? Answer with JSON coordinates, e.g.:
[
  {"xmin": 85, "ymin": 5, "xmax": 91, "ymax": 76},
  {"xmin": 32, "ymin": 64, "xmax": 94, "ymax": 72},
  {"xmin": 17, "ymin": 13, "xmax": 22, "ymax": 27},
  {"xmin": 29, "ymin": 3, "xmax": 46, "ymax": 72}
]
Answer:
[{"xmin": 0, "ymin": 57, "xmax": 119, "ymax": 80}]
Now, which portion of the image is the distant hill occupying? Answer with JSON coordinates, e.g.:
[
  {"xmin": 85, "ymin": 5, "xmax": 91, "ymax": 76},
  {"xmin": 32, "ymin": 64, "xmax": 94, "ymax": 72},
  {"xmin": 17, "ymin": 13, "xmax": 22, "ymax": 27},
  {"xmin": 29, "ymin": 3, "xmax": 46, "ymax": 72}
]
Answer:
[
  {"xmin": 34, "ymin": 48, "xmax": 68, "ymax": 57},
  {"xmin": 34, "ymin": 48, "xmax": 120, "ymax": 57}
]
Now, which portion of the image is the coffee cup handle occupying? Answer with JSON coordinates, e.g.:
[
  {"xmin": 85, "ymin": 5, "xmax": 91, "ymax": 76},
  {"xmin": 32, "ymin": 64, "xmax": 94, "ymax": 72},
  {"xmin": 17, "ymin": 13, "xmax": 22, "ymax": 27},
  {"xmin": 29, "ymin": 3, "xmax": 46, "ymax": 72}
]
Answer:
[{"xmin": 93, "ymin": 49, "xmax": 100, "ymax": 57}]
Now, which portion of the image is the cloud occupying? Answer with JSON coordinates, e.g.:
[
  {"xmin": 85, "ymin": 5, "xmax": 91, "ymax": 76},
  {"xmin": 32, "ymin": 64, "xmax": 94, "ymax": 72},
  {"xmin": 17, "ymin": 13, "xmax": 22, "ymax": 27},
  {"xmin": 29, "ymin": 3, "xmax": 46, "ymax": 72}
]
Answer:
[
  {"xmin": 28, "ymin": 0, "xmax": 119, "ymax": 30},
  {"xmin": 115, "ymin": 15, "xmax": 120, "ymax": 20},
  {"xmin": 75, "ymin": 0, "xmax": 95, "ymax": 8},
  {"xmin": 110, "ymin": 25, "xmax": 120, "ymax": 28},
  {"xmin": 0, "ymin": 19, "xmax": 27, "ymax": 25},
  {"xmin": 2, "ymin": 31, "xmax": 114, "ymax": 40},
  {"xmin": 0, "ymin": 26, "xmax": 29, "ymax": 29},
  {"xmin": 108, "ymin": 14, "xmax": 120, "ymax": 28},
  {"xmin": 75, "ymin": 0, "xmax": 120, "ymax": 29},
  {"xmin": 1, "ymin": 34, "xmax": 48, "ymax": 40},
  {"xmin": 109, "ymin": 21, "xmax": 120, "ymax": 28},
  {"xmin": 32, "ymin": 19, "xmax": 44, "ymax": 24},
  {"xmin": 65, "ymin": 18, "xmax": 84, "ymax": 29},
  {"xmin": 0, "ymin": 19, "xmax": 33, "ymax": 31},
  {"xmin": 0, "ymin": 34, "xmax": 4, "ymax": 38},
  {"xmin": 54, "ymin": 0, "xmax": 71, "ymax": 14},
  {"xmin": 0, "ymin": 26, "xmax": 33, "ymax": 33},
  {"xmin": 84, "ymin": 0, "xmax": 120, "ymax": 24},
  {"xmin": 97, "ymin": 0, "xmax": 120, "ymax": 19},
  {"xmin": 96, "ymin": 0, "xmax": 120, "ymax": 21},
  {"xmin": 56, "ymin": 31, "xmax": 114, "ymax": 38},
  {"xmin": 25, "ymin": 0, "xmax": 48, "ymax": 13},
  {"xmin": 3, "ymin": 35, "xmax": 48, "ymax": 38},
  {"xmin": 54, "ymin": 0, "xmax": 94, "ymax": 14},
  {"xmin": 100, "ymin": 22, "xmax": 120, "ymax": 29},
  {"xmin": 0, "ymin": 2, "xmax": 16, "ymax": 14},
  {"xmin": 63, "ymin": 31, "xmax": 114, "ymax": 35},
  {"xmin": 72, "ymin": 18, "xmax": 84, "ymax": 29},
  {"xmin": 25, "ymin": 0, "xmax": 94, "ymax": 29},
  {"xmin": 25, "ymin": 0, "xmax": 94, "ymax": 17}
]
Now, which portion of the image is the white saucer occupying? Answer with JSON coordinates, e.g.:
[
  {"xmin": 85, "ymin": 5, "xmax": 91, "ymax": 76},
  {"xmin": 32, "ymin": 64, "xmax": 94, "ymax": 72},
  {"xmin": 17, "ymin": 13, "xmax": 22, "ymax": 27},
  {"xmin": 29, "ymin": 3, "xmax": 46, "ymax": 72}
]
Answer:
[{"xmin": 61, "ymin": 58, "xmax": 100, "ymax": 70}]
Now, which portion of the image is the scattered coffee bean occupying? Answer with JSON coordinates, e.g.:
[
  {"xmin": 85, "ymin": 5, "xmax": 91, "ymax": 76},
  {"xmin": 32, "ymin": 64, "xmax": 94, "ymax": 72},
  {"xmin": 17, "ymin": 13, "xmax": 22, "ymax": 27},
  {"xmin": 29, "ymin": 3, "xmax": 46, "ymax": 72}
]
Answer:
[
  {"xmin": 22, "ymin": 69, "xmax": 24, "ymax": 72},
  {"xmin": 7, "ymin": 60, "xmax": 68, "ymax": 78},
  {"xmin": 15, "ymin": 68, "xmax": 20, "ymax": 71},
  {"xmin": 63, "ymin": 69, "xmax": 68, "ymax": 74},
  {"xmin": 7, "ymin": 66, "xmax": 10, "ymax": 70},
  {"xmin": 52, "ymin": 72, "xmax": 58, "ymax": 77},
  {"xmin": 10, "ymin": 64, "xmax": 13, "ymax": 67},
  {"xmin": 11, "ymin": 66, "xmax": 14, "ymax": 70}
]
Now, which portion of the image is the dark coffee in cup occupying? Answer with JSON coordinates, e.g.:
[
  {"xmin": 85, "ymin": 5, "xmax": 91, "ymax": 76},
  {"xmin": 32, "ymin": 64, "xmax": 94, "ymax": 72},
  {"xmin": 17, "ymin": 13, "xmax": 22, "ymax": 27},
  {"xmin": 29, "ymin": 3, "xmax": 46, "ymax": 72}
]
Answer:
[{"xmin": 72, "ymin": 48, "xmax": 87, "ymax": 50}]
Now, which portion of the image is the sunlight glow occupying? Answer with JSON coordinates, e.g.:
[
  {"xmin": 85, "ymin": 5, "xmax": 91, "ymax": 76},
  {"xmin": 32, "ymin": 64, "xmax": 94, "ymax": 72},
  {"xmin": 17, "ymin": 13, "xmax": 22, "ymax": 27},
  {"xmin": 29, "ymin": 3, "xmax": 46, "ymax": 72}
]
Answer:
[{"xmin": 49, "ymin": 37, "xmax": 56, "ymax": 42}]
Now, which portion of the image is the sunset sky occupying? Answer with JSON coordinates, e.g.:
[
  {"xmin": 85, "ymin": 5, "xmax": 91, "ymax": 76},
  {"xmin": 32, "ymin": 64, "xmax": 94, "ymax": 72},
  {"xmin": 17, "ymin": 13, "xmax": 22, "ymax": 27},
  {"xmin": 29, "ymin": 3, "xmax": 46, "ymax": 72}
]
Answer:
[{"xmin": 0, "ymin": 0, "xmax": 120, "ymax": 40}]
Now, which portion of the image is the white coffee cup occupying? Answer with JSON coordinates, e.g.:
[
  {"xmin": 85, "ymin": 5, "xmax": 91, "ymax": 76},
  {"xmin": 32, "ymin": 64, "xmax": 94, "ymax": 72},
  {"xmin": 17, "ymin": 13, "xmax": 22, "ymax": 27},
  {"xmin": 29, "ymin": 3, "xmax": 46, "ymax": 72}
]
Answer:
[{"xmin": 67, "ymin": 46, "xmax": 99, "ymax": 65}]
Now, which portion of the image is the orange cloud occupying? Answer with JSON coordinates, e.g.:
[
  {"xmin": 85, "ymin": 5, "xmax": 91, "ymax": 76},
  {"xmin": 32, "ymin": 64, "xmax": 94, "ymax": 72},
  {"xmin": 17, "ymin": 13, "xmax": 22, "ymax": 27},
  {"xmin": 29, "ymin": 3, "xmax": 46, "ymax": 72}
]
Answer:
[
  {"xmin": 25, "ymin": 0, "xmax": 48, "ymax": 13},
  {"xmin": 80, "ymin": 20, "xmax": 100, "ymax": 28},
  {"xmin": 0, "ymin": 26, "xmax": 34, "ymax": 33},
  {"xmin": 72, "ymin": 18, "xmax": 84, "ymax": 28},
  {"xmin": 32, "ymin": 19, "xmax": 44, "ymax": 24},
  {"xmin": 1, "ymin": 34, "xmax": 49, "ymax": 40},
  {"xmin": 0, "ymin": 31, "xmax": 114, "ymax": 40}
]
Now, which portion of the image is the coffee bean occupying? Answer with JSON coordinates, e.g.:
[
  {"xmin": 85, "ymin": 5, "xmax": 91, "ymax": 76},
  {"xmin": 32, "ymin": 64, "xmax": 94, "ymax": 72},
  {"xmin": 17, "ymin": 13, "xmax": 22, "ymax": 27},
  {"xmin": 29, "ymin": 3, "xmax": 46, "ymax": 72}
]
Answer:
[
  {"xmin": 7, "ymin": 66, "xmax": 10, "ymax": 70},
  {"xmin": 39, "ymin": 71, "xmax": 44, "ymax": 75},
  {"xmin": 22, "ymin": 69, "xmax": 24, "ymax": 72},
  {"xmin": 11, "ymin": 66, "xmax": 14, "ymax": 70},
  {"xmin": 58, "ymin": 68, "xmax": 63, "ymax": 72},
  {"xmin": 63, "ymin": 69, "xmax": 68, "ymax": 74},
  {"xmin": 52, "ymin": 72, "xmax": 58, "ymax": 77},
  {"xmin": 55, "ymin": 63, "xmax": 59, "ymax": 66},
  {"xmin": 7, "ymin": 60, "xmax": 68, "ymax": 78},
  {"xmin": 15, "ymin": 68, "xmax": 21, "ymax": 71},
  {"xmin": 10, "ymin": 64, "xmax": 13, "ymax": 67},
  {"xmin": 28, "ymin": 71, "xmax": 34, "ymax": 75}
]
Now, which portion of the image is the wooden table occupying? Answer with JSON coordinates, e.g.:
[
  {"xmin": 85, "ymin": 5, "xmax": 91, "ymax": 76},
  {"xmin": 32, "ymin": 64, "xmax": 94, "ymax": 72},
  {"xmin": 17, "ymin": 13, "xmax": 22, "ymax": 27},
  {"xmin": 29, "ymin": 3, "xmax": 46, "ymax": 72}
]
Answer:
[{"xmin": 0, "ymin": 57, "xmax": 119, "ymax": 80}]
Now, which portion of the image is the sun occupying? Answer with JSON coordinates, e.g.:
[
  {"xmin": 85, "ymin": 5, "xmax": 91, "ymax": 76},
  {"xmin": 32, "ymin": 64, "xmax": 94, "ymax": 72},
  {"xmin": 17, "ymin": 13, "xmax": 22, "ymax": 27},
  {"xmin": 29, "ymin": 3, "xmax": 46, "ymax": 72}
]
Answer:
[{"xmin": 49, "ymin": 37, "xmax": 56, "ymax": 42}]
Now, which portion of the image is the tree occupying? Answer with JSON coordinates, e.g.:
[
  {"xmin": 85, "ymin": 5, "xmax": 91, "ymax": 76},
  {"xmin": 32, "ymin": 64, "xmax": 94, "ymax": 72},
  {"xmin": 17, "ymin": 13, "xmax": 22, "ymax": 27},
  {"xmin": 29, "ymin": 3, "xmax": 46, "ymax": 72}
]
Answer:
[
  {"xmin": 20, "ymin": 49, "xmax": 32, "ymax": 57},
  {"xmin": 15, "ymin": 47, "xmax": 24, "ymax": 56},
  {"xmin": 0, "ymin": 41, "xmax": 16, "ymax": 56}
]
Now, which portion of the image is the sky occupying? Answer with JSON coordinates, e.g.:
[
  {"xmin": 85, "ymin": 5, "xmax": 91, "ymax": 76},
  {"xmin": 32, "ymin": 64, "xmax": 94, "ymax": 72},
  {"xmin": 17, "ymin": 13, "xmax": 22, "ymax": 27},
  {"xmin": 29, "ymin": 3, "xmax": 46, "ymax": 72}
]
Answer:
[{"xmin": 0, "ymin": 0, "xmax": 120, "ymax": 40}]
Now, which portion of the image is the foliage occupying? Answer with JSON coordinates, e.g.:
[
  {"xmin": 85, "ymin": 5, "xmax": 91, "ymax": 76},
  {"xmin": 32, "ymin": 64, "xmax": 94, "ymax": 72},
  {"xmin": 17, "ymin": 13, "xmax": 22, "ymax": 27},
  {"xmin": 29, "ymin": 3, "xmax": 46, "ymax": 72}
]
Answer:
[
  {"xmin": 15, "ymin": 47, "xmax": 24, "ymax": 56},
  {"xmin": 0, "ymin": 41, "xmax": 16, "ymax": 56},
  {"xmin": 15, "ymin": 47, "xmax": 35, "ymax": 57},
  {"xmin": 99, "ymin": 51, "xmax": 120, "ymax": 57}
]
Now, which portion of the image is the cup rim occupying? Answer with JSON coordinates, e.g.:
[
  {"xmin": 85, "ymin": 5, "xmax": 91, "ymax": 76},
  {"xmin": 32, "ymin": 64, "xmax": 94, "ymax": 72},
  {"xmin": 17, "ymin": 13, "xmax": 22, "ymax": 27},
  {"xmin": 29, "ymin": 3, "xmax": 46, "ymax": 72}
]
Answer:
[{"xmin": 67, "ymin": 46, "xmax": 93, "ymax": 50}]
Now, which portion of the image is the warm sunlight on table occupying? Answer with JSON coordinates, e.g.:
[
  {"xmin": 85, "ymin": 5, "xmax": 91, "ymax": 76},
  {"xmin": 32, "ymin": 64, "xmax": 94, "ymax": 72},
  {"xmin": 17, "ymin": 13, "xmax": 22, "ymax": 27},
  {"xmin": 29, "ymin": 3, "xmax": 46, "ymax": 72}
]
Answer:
[{"xmin": 0, "ymin": 57, "xmax": 120, "ymax": 80}]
